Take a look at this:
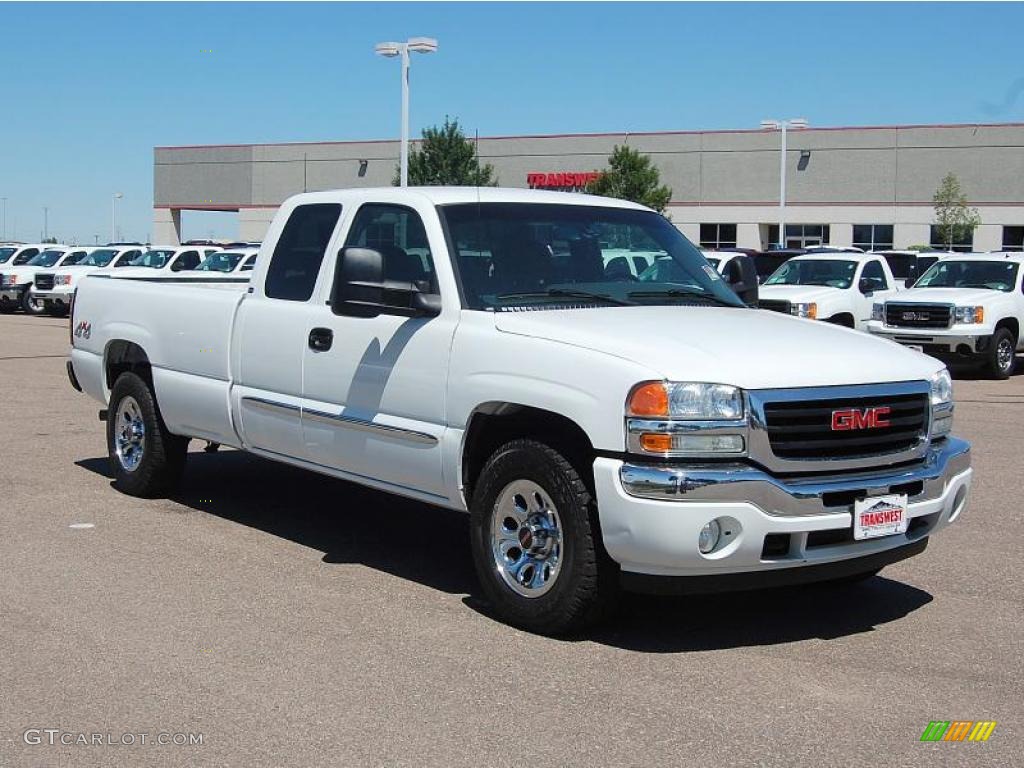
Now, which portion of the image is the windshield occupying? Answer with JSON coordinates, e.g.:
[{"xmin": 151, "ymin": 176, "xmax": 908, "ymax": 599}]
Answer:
[
  {"xmin": 0, "ymin": 247, "xmax": 18, "ymax": 264},
  {"xmin": 914, "ymin": 260, "xmax": 1020, "ymax": 291},
  {"xmin": 62, "ymin": 251, "xmax": 88, "ymax": 266},
  {"xmin": 130, "ymin": 249, "xmax": 176, "ymax": 268},
  {"xmin": 78, "ymin": 248, "xmax": 118, "ymax": 267},
  {"xmin": 765, "ymin": 259, "xmax": 858, "ymax": 289},
  {"xmin": 196, "ymin": 251, "xmax": 244, "ymax": 272},
  {"xmin": 440, "ymin": 203, "xmax": 744, "ymax": 310},
  {"xmin": 28, "ymin": 249, "xmax": 66, "ymax": 267},
  {"xmin": 704, "ymin": 257, "xmax": 721, "ymax": 269},
  {"xmin": 240, "ymin": 255, "xmax": 257, "ymax": 271}
]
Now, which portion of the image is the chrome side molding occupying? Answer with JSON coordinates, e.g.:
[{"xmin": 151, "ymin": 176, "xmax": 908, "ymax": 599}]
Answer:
[{"xmin": 241, "ymin": 396, "xmax": 438, "ymax": 446}]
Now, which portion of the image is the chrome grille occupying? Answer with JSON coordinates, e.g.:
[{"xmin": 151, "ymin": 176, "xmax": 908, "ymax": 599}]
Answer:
[
  {"xmin": 758, "ymin": 299, "xmax": 791, "ymax": 314},
  {"xmin": 884, "ymin": 303, "xmax": 952, "ymax": 329},
  {"xmin": 762, "ymin": 393, "xmax": 929, "ymax": 461}
]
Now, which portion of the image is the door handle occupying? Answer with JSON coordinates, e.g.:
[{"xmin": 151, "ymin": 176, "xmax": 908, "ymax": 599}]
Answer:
[{"xmin": 308, "ymin": 327, "xmax": 333, "ymax": 351}]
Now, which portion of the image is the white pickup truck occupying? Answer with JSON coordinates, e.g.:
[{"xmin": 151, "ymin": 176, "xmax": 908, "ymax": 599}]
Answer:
[
  {"xmin": 867, "ymin": 252, "xmax": 1024, "ymax": 378},
  {"xmin": 758, "ymin": 252, "xmax": 902, "ymax": 329},
  {"xmin": 68, "ymin": 187, "xmax": 972, "ymax": 634},
  {"xmin": 0, "ymin": 245, "xmax": 90, "ymax": 314},
  {"xmin": 33, "ymin": 245, "xmax": 145, "ymax": 316}
]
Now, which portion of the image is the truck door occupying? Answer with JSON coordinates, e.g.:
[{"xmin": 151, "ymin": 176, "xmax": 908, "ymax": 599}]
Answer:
[
  {"xmin": 855, "ymin": 259, "xmax": 897, "ymax": 328},
  {"xmin": 301, "ymin": 202, "xmax": 455, "ymax": 498},
  {"xmin": 233, "ymin": 203, "xmax": 343, "ymax": 461}
]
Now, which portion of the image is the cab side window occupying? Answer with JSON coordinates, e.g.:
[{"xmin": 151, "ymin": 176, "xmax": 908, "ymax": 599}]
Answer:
[
  {"xmin": 344, "ymin": 204, "xmax": 436, "ymax": 292},
  {"xmin": 861, "ymin": 259, "xmax": 888, "ymax": 291},
  {"xmin": 172, "ymin": 250, "xmax": 200, "ymax": 271},
  {"xmin": 265, "ymin": 203, "xmax": 341, "ymax": 301}
]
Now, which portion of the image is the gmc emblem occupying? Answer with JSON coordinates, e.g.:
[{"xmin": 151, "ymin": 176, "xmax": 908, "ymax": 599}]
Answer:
[
  {"xmin": 902, "ymin": 311, "xmax": 923, "ymax": 321},
  {"xmin": 831, "ymin": 406, "xmax": 891, "ymax": 431}
]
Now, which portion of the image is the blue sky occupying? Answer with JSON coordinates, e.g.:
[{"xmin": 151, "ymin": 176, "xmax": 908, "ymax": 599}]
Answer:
[{"xmin": 1, "ymin": 1, "xmax": 1023, "ymax": 243}]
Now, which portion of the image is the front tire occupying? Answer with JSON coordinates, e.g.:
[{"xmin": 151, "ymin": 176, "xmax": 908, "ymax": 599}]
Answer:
[
  {"xmin": 106, "ymin": 372, "xmax": 188, "ymax": 497},
  {"xmin": 987, "ymin": 327, "xmax": 1016, "ymax": 379},
  {"xmin": 469, "ymin": 439, "xmax": 618, "ymax": 635},
  {"xmin": 21, "ymin": 288, "xmax": 44, "ymax": 315}
]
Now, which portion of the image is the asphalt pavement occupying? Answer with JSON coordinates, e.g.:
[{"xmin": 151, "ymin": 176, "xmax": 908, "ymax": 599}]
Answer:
[{"xmin": 1, "ymin": 312, "xmax": 1020, "ymax": 767}]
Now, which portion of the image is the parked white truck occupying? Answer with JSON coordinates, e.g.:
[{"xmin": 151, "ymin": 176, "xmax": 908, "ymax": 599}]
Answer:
[
  {"xmin": 33, "ymin": 245, "xmax": 145, "ymax": 316},
  {"xmin": 758, "ymin": 252, "xmax": 902, "ymax": 329},
  {"xmin": 68, "ymin": 188, "xmax": 972, "ymax": 634},
  {"xmin": 0, "ymin": 245, "xmax": 90, "ymax": 314},
  {"xmin": 867, "ymin": 252, "xmax": 1024, "ymax": 378}
]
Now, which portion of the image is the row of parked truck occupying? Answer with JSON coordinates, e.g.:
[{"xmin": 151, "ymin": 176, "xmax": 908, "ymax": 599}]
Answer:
[{"xmin": 0, "ymin": 242, "xmax": 259, "ymax": 316}]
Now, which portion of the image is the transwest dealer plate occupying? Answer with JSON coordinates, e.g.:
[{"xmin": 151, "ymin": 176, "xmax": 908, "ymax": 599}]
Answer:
[{"xmin": 854, "ymin": 493, "xmax": 909, "ymax": 540}]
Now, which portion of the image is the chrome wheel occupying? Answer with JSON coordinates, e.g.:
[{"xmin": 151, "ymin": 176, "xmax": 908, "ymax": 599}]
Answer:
[
  {"xmin": 115, "ymin": 395, "xmax": 146, "ymax": 472},
  {"xmin": 997, "ymin": 338, "xmax": 1014, "ymax": 373},
  {"xmin": 491, "ymin": 480, "xmax": 563, "ymax": 598}
]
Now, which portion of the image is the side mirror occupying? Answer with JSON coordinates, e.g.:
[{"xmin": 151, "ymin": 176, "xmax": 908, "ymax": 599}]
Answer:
[
  {"xmin": 904, "ymin": 277, "xmax": 915, "ymax": 289},
  {"xmin": 330, "ymin": 247, "xmax": 441, "ymax": 318},
  {"xmin": 723, "ymin": 255, "xmax": 759, "ymax": 306},
  {"xmin": 858, "ymin": 277, "xmax": 878, "ymax": 294}
]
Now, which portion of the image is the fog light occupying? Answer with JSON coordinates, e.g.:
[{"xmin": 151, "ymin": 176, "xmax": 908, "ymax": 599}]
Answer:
[{"xmin": 698, "ymin": 519, "xmax": 721, "ymax": 554}]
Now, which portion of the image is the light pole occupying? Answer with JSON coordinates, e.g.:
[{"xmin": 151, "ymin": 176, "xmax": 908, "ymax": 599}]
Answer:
[
  {"xmin": 43, "ymin": 207, "xmax": 48, "ymax": 241},
  {"xmin": 375, "ymin": 36, "xmax": 438, "ymax": 187},
  {"xmin": 1, "ymin": 197, "xmax": 6, "ymax": 241},
  {"xmin": 760, "ymin": 118, "xmax": 808, "ymax": 248},
  {"xmin": 112, "ymin": 192, "xmax": 123, "ymax": 243}
]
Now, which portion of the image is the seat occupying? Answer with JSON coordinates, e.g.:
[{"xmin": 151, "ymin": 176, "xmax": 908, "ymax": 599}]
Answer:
[
  {"xmin": 604, "ymin": 256, "xmax": 633, "ymax": 281},
  {"xmin": 568, "ymin": 238, "xmax": 604, "ymax": 282},
  {"xmin": 491, "ymin": 233, "xmax": 552, "ymax": 294}
]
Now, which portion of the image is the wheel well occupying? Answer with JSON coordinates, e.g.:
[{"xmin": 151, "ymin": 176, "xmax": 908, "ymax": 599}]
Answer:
[
  {"xmin": 995, "ymin": 317, "xmax": 1019, "ymax": 341},
  {"xmin": 105, "ymin": 340, "xmax": 152, "ymax": 390},
  {"xmin": 827, "ymin": 312, "xmax": 855, "ymax": 327},
  {"xmin": 462, "ymin": 404, "xmax": 595, "ymax": 501}
]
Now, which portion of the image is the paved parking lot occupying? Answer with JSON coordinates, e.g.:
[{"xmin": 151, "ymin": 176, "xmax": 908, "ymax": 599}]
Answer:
[{"xmin": 1, "ymin": 312, "xmax": 1021, "ymax": 767}]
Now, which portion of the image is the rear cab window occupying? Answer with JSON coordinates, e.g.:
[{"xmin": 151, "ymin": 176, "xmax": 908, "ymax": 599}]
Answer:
[{"xmin": 265, "ymin": 203, "xmax": 342, "ymax": 301}]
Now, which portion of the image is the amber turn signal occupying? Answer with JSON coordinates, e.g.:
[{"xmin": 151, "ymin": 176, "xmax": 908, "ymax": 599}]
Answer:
[
  {"xmin": 639, "ymin": 433, "xmax": 673, "ymax": 453},
  {"xmin": 628, "ymin": 382, "xmax": 669, "ymax": 417}
]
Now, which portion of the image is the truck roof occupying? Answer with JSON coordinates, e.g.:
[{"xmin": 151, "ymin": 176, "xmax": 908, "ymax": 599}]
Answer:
[
  {"xmin": 284, "ymin": 186, "xmax": 650, "ymax": 210},
  {"xmin": 788, "ymin": 252, "xmax": 884, "ymax": 264}
]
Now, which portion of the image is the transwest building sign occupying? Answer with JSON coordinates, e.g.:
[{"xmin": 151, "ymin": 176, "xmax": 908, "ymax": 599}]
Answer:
[{"xmin": 526, "ymin": 172, "xmax": 602, "ymax": 190}]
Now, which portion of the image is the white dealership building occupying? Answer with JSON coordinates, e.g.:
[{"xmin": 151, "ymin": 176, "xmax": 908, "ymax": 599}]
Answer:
[{"xmin": 154, "ymin": 121, "xmax": 1024, "ymax": 252}]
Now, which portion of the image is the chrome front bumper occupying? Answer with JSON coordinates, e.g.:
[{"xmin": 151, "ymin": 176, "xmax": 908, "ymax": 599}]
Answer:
[
  {"xmin": 619, "ymin": 437, "xmax": 970, "ymax": 517},
  {"xmin": 866, "ymin": 323, "xmax": 991, "ymax": 353}
]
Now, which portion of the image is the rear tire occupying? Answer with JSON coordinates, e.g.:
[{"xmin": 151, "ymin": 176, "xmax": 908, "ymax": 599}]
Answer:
[
  {"xmin": 21, "ymin": 288, "xmax": 44, "ymax": 315},
  {"xmin": 106, "ymin": 372, "xmax": 188, "ymax": 497},
  {"xmin": 987, "ymin": 327, "xmax": 1016, "ymax": 379},
  {"xmin": 469, "ymin": 439, "xmax": 618, "ymax": 636}
]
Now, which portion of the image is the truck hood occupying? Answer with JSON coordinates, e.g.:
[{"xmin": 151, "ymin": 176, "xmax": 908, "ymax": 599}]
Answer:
[
  {"xmin": 493, "ymin": 306, "xmax": 941, "ymax": 389},
  {"xmin": 758, "ymin": 284, "xmax": 846, "ymax": 304},
  {"xmin": 890, "ymin": 288, "xmax": 1004, "ymax": 305}
]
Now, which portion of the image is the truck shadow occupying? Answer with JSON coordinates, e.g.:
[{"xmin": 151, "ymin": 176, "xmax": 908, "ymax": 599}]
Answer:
[{"xmin": 76, "ymin": 449, "xmax": 933, "ymax": 653}]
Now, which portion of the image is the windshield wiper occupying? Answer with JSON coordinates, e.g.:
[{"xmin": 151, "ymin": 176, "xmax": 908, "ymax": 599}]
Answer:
[
  {"xmin": 628, "ymin": 288, "xmax": 738, "ymax": 307},
  {"xmin": 497, "ymin": 288, "xmax": 636, "ymax": 306}
]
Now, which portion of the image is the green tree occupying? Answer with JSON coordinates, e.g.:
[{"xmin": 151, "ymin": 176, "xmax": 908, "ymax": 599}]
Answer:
[
  {"xmin": 933, "ymin": 172, "xmax": 981, "ymax": 250},
  {"xmin": 397, "ymin": 117, "xmax": 497, "ymax": 186},
  {"xmin": 586, "ymin": 145, "xmax": 672, "ymax": 214}
]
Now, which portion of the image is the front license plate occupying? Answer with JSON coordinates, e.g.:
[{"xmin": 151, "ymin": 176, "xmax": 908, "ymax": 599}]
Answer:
[{"xmin": 854, "ymin": 494, "xmax": 909, "ymax": 540}]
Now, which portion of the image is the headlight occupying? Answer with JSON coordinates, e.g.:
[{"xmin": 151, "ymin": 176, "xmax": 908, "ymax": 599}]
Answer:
[
  {"xmin": 789, "ymin": 302, "xmax": 817, "ymax": 319},
  {"xmin": 872, "ymin": 303, "xmax": 885, "ymax": 321},
  {"xmin": 628, "ymin": 381, "xmax": 744, "ymax": 420},
  {"xmin": 929, "ymin": 369, "xmax": 952, "ymax": 406},
  {"xmin": 627, "ymin": 382, "xmax": 746, "ymax": 457},
  {"xmin": 55, "ymin": 275, "xmax": 72, "ymax": 286},
  {"xmin": 954, "ymin": 305, "xmax": 984, "ymax": 324},
  {"xmin": 930, "ymin": 369, "xmax": 954, "ymax": 438}
]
